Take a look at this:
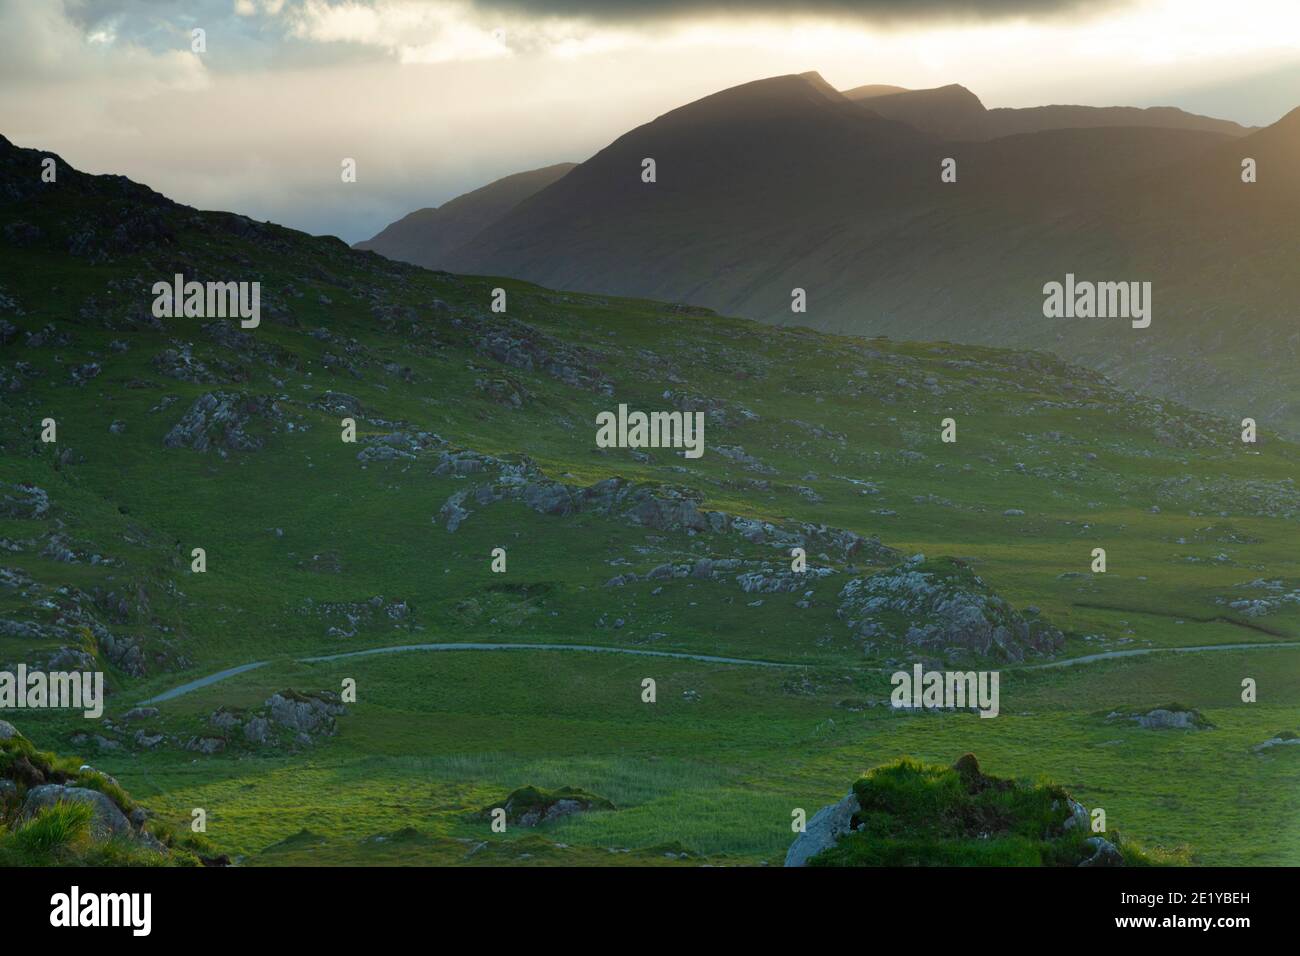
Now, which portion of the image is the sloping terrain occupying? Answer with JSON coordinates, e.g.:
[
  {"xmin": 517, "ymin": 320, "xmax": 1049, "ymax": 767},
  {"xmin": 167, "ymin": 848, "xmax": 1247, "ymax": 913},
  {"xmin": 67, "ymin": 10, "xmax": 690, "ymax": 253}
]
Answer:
[
  {"xmin": 354, "ymin": 162, "xmax": 576, "ymax": 270},
  {"xmin": 1, "ymin": 135, "xmax": 1298, "ymax": 865},
  {"xmin": 433, "ymin": 73, "xmax": 1299, "ymax": 435}
]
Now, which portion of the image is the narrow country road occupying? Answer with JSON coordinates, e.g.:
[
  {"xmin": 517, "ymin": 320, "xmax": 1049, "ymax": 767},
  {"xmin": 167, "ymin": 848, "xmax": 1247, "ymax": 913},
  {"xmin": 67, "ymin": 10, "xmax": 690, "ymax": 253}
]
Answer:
[
  {"xmin": 138, "ymin": 641, "xmax": 800, "ymax": 705},
  {"xmin": 138, "ymin": 637, "xmax": 1300, "ymax": 705}
]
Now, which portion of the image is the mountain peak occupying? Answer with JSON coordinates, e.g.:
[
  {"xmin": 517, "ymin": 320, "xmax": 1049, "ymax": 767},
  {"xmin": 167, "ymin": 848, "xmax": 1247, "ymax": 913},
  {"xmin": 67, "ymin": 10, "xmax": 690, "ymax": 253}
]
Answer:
[{"xmin": 797, "ymin": 71, "xmax": 845, "ymax": 100}]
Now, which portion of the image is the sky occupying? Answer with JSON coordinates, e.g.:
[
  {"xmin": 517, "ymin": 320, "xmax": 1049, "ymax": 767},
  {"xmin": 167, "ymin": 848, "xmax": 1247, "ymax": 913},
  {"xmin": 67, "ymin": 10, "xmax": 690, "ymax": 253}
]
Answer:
[{"xmin": 1, "ymin": 0, "xmax": 1298, "ymax": 244}]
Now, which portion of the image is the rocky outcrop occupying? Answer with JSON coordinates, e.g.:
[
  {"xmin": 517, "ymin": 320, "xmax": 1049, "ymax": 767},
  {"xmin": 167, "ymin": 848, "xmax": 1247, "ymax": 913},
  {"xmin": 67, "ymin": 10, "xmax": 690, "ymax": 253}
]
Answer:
[
  {"xmin": 431, "ymin": 453, "xmax": 897, "ymax": 565},
  {"xmin": 462, "ymin": 314, "xmax": 611, "ymax": 394},
  {"xmin": 837, "ymin": 556, "xmax": 1063, "ymax": 661},
  {"xmin": 0, "ymin": 482, "xmax": 50, "ymax": 519},
  {"xmin": 266, "ymin": 689, "xmax": 346, "ymax": 737},
  {"xmin": 163, "ymin": 391, "xmax": 283, "ymax": 452},
  {"xmin": 186, "ymin": 689, "xmax": 348, "ymax": 754}
]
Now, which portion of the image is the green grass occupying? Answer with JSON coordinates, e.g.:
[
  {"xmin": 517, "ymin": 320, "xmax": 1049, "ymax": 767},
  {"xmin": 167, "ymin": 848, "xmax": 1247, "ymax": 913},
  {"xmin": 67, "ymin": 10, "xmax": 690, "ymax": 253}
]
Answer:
[{"xmin": 2, "ymin": 140, "xmax": 1299, "ymax": 866}]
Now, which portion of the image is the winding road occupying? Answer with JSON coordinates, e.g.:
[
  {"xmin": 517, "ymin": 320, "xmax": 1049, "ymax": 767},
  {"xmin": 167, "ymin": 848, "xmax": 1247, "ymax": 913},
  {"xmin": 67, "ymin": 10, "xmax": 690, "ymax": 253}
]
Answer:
[
  {"xmin": 136, "ymin": 636, "xmax": 1300, "ymax": 706},
  {"xmin": 137, "ymin": 641, "xmax": 800, "ymax": 705},
  {"xmin": 1023, "ymin": 640, "xmax": 1300, "ymax": 670}
]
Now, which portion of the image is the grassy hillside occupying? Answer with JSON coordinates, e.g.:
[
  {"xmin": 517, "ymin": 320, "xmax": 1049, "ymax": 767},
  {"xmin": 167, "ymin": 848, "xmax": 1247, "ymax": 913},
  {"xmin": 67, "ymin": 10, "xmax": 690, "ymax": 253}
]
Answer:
[{"xmin": 1, "ymin": 134, "xmax": 1298, "ymax": 865}]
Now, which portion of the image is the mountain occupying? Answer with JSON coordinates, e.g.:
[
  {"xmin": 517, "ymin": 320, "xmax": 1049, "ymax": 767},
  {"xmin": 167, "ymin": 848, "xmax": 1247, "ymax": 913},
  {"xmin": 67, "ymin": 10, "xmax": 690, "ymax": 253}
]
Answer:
[
  {"xmin": 844, "ymin": 82, "xmax": 1254, "ymax": 140},
  {"xmin": 354, "ymin": 162, "xmax": 575, "ymax": 269},
  {"xmin": 2, "ymin": 133, "xmax": 1299, "ymax": 867},
  {"xmin": 847, "ymin": 83, "xmax": 990, "ymax": 139},
  {"xmin": 437, "ymin": 74, "xmax": 1299, "ymax": 434},
  {"xmin": 841, "ymin": 83, "xmax": 909, "ymax": 100}
]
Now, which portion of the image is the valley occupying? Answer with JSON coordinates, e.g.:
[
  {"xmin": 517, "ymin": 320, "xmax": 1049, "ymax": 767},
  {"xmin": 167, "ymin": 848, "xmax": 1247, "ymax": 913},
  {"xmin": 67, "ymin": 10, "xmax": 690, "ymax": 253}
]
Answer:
[{"xmin": 1, "ymin": 131, "xmax": 1298, "ymax": 867}]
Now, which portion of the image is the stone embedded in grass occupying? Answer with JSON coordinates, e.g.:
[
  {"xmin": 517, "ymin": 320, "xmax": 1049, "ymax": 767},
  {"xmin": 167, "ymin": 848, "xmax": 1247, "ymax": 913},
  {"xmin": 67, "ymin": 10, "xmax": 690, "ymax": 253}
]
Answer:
[
  {"xmin": 1108, "ymin": 703, "xmax": 1214, "ymax": 730},
  {"xmin": 1253, "ymin": 730, "xmax": 1300, "ymax": 752},
  {"xmin": 479, "ymin": 785, "xmax": 615, "ymax": 828}
]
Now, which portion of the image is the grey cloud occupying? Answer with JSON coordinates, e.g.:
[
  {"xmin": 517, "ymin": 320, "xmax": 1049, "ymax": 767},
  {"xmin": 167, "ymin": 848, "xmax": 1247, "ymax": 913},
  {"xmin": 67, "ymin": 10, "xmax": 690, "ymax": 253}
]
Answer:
[{"xmin": 469, "ymin": 0, "xmax": 1122, "ymax": 23}]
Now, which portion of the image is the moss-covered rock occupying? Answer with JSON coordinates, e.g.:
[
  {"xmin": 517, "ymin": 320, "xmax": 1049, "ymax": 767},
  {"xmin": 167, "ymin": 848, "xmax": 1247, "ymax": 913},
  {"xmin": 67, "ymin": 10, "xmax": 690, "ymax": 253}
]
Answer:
[
  {"xmin": 1107, "ymin": 703, "xmax": 1215, "ymax": 730},
  {"xmin": 792, "ymin": 754, "xmax": 1175, "ymax": 867},
  {"xmin": 479, "ymin": 785, "xmax": 615, "ymax": 828}
]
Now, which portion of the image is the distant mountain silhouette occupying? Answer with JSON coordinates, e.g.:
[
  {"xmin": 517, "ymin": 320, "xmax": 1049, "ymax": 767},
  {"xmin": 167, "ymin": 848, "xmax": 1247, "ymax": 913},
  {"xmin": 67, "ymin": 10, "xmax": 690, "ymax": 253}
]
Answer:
[
  {"xmin": 841, "ymin": 83, "xmax": 909, "ymax": 100},
  {"xmin": 844, "ymin": 82, "xmax": 1254, "ymax": 139},
  {"xmin": 354, "ymin": 162, "xmax": 575, "ymax": 269},
  {"xmin": 382, "ymin": 73, "xmax": 1299, "ymax": 429}
]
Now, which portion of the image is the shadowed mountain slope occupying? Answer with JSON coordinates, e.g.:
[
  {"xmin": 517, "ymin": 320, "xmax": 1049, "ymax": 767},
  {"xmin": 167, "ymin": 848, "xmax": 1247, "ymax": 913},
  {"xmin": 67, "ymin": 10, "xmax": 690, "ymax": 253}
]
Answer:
[
  {"xmin": 354, "ymin": 162, "xmax": 576, "ymax": 270},
  {"xmin": 844, "ymin": 82, "xmax": 1254, "ymax": 139},
  {"xmin": 439, "ymin": 76, "xmax": 1298, "ymax": 433}
]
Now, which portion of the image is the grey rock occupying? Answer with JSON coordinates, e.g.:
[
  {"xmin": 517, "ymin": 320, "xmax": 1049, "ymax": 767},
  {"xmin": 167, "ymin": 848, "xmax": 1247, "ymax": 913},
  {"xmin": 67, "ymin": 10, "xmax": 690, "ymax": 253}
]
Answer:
[
  {"xmin": 185, "ymin": 736, "xmax": 226, "ymax": 755},
  {"xmin": 134, "ymin": 731, "xmax": 165, "ymax": 750},
  {"xmin": 1135, "ymin": 709, "xmax": 1202, "ymax": 730},
  {"xmin": 265, "ymin": 691, "xmax": 345, "ymax": 736},
  {"xmin": 1079, "ymin": 836, "xmax": 1124, "ymax": 867},
  {"xmin": 0, "ymin": 482, "xmax": 51, "ymax": 519},
  {"xmin": 243, "ymin": 716, "xmax": 270, "ymax": 745},
  {"xmin": 163, "ymin": 391, "xmax": 280, "ymax": 452},
  {"xmin": 209, "ymin": 709, "xmax": 242, "ymax": 732},
  {"xmin": 1062, "ymin": 799, "xmax": 1089, "ymax": 832},
  {"xmin": 784, "ymin": 791, "xmax": 859, "ymax": 867},
  {"xmin": 21, "ymin": 784, "xmax": 132, "ymax": 840}
]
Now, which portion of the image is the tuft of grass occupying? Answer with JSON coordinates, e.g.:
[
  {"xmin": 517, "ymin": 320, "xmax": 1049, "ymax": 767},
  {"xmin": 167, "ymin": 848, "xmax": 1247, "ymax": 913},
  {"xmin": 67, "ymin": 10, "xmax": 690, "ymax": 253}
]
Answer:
[{"xmin": 13, "ymin": 801, "xmax": 94, "ymax": 856}]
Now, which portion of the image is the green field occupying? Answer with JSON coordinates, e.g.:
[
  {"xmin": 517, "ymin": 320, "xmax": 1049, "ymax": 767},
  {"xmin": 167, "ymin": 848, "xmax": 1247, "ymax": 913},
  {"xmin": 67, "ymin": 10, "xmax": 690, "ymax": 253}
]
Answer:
[{"xmin": 2, "ymin": 138, "xmax": 1298, "ymax": 865}]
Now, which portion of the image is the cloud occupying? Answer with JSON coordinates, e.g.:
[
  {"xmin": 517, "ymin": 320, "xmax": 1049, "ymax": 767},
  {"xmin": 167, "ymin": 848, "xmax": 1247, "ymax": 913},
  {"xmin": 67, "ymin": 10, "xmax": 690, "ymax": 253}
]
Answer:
[
  {"xmin": 467, "ymin": 0, "xmax": 1118, "ymax": 25},
  {"xmin": 285, "ymin": 0, "xmax": 513, "ymax": 63},
  {"xmin": 0, "ymin": 0, "xmax": 208, "ymax": 91}
]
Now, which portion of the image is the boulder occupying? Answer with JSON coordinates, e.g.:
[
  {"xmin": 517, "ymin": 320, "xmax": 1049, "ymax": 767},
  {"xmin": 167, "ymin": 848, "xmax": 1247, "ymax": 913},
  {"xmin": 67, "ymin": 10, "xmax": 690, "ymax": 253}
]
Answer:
[
  {"xmin": 265, "ymin": 690, "xmax": 345, "ymax": 736},
  {"xmin": 1136, "ymin": 709, "xmax": 1202, "ymax": 730},
  {"xmin": 784, "ymin": 791, "xmax": 860, "ymax": 867},
  {"xmin": 21, "ymin": 784, "xmax": 132, "ymax": 840}
]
